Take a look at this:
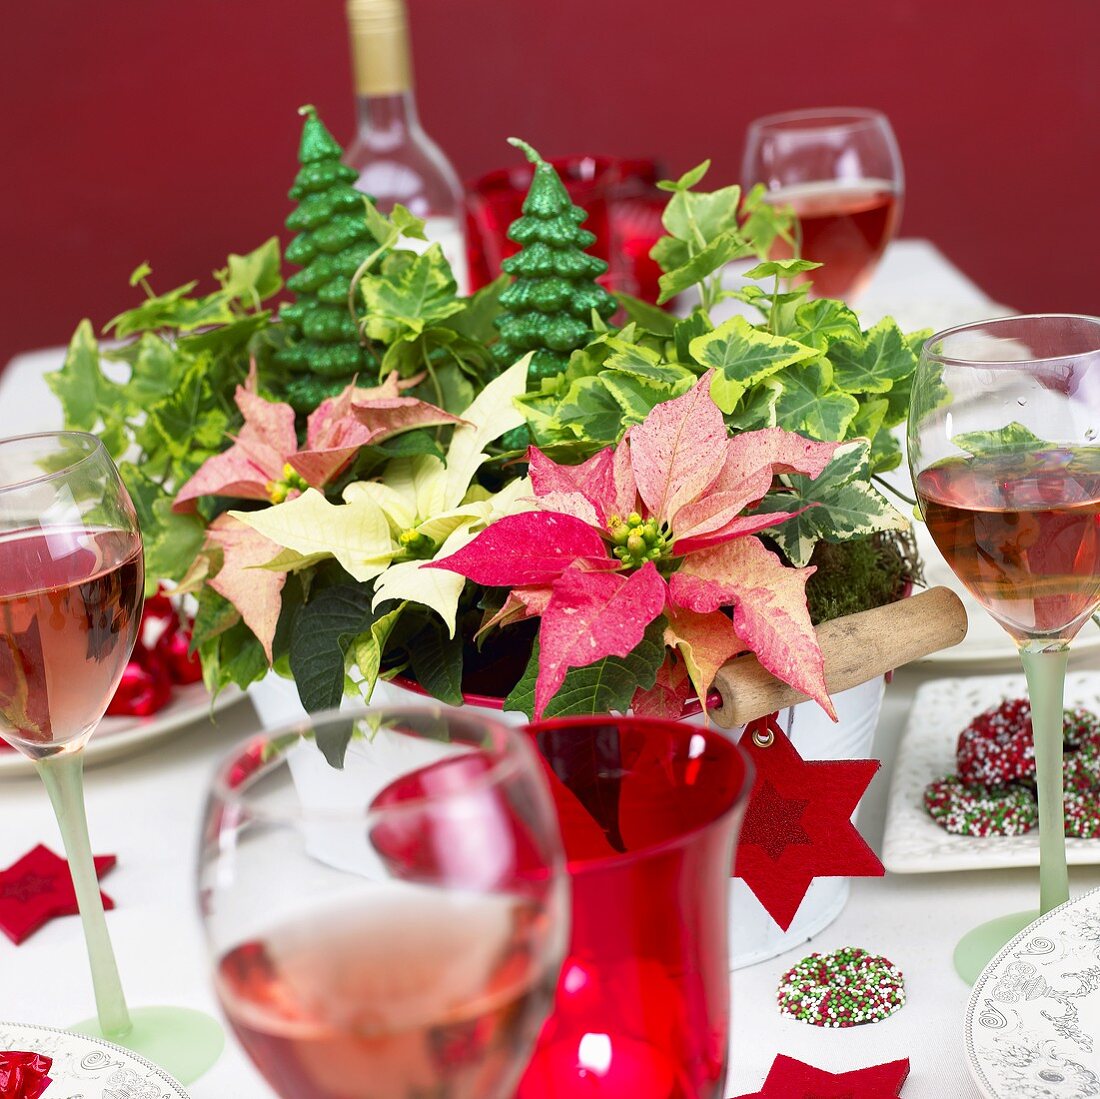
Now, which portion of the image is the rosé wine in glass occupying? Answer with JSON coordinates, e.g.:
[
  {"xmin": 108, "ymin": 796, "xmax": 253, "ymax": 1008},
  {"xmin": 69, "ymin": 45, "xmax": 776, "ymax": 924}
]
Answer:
[
  {"xmin": 0, "ymin": 526, "xmax": 143, "ymax": 758},
  {"xmin": 916, "ymin": 448, "xmax": 1100, "ymax": 644},
  {"xmin": 216, "ymin": 892, "xmax": 556, "ymax": 1099},
  {"xmin": 765, "ymin": 178, "xmax": 900, "ymax": 299}
]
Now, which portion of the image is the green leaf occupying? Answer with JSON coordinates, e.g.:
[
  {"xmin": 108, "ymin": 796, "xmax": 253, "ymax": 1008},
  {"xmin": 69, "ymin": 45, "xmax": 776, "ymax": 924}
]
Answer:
[
  {"xmin": 138, "ymin": 358, "xmax": 231, "ymax": 481},
  {"xmin": 656, "ymin": 160, "xmax": 711, "ymax": 192},
  {"xmin": 48, "ymin": 321, "xmax": 112, "ymax": 431},
  {"xmin": 113, "ymin": 333, "xmax": 182, "ymax": 406},
  {"xmin": 726, "ymin": 377, "xmax": 783, "ymax": 431},
  {"xmin": 739, "ymin": 185, "xmax": 795, "ymax": 257},
  {"xmin": 289, "ymin": 584, "xmax": 376, "ymax": 713},
  {"xmin": 673, "ymin": 311, "xmax": 710, "ymax": 365},
  {"xmin": 191, "ymin": 589, "xmax": 241, "ymax": 652},
  {"xmin": 446, "ymin": 275, "xmax": 508, "ymax": 341},
  {"xmin": 689, "ymin": 316, "xmax": 817, "ymax": 413},
  {"xmin": 348, "ymin": 603, "xmax": 405, "ymax": 702},
  {"xmin": 742, "ymin": 258, "xmax": 823, "ymax": 280},
  {"xmin": 792, "ymin": 299, "xmax": 862, "ymax": 351},
  {"xmin": 360, "ymin": 244, "xmax": 464, "ymax": 343},
  {"xmin": 553, "ymin": 376, "xmax": 627, "ymax": 445},
  {"xmin": 755, "ymin": 440, "xmax": 908, "ymax": 566},
  {"xmin": 601, "ymin": 373, "xmax": 690, "ymax": 425},
  {"xmin": 656, "ymin": 230, "xmax": 749, "ymax": 305},
  {"xmin": 504, "ymin": 618, "xmax": 666, "ymax": 719},
  {"xmin": 650, "ymin": 234, "xmax": 689, "ymax": 273},
  {"xmin": 772, "ymin": 360, "xmax": 860, "ymax": 441},
  {"xmin": 661, "ymin": 185, "xmax": 742, "ymax": 244},
  {"xmin": 602, "ymin": 339, "xmax": 694, "ymax": 388},
  {"xmin": 129, "ymin": 262, "xmax": 152, "ymax": 287},
  {"xmin": 953, "ymin": 421, "xmax": 1047, "ymax": 457},
  {"xmin": 214, "ymin": 237, "xmax": 283, "ymax": 306},
  {"xmin": 105, "ymin": 283, "xmax": 237, "ymax": 338},
  {"xmin": 870, "ymin": 427, "xmax": 903, "ymax": 473},
  {"xmin": 368, "ymin": 428, "xmax": 447, "ymax": 464},
  {"xmin": 829, "ymin": 317, "xmax": 917, "ymax": 395},
  {"xmin": 849, "ymin": 397, "xmax": 889, "ymax": 445},
  {"xmin": 613, "ymin": 292, "xmax": 678, "ymax": 337},
  {"xmin": 407, "ymin": 619, "xmax": 464, "ymax": 705},
  {"xmin": 201, "ymin": 619, "xmax": 269, "ymax": 697}
]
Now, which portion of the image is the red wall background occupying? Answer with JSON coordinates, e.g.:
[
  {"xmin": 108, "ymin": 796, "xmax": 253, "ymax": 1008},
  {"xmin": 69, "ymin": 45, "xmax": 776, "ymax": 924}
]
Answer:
[{"xmin": 2, "ymin": 0, "xmax": 1097, "ymax": 372}]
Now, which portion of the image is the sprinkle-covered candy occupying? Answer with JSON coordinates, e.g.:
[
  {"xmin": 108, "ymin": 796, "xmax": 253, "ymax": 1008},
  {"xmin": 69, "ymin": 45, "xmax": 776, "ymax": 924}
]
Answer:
[
  {"xmin": 923, "ymin": 776, "xmax": 1038, "ymax": 837},
  {"xmin": 777, "ymin": 946, "xmax": 905, "ymax": 1028},
  {"xmin": 956, "ymin": 698, "xmax": 1035, "ymax": 787}
]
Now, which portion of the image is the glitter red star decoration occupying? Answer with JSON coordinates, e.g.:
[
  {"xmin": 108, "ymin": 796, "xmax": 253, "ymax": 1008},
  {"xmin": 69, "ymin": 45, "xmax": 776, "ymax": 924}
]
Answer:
[
  {"xmin": 734, "ymin": 714, "xmax": 883, "ymax": 929},
  {"xmin": 0, "ymin": 845, "xmax": 116, "ymax": 945},
  {"xmin": 733, "ymin": 1054, "xmax": 910, "ymax": 1098}
]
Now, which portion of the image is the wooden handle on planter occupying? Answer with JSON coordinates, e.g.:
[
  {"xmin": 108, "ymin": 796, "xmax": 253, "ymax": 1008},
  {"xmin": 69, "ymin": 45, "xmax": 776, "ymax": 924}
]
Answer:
[{"xmin": 708, "ymin": 586, "xmax": 968, "ymax": 729}]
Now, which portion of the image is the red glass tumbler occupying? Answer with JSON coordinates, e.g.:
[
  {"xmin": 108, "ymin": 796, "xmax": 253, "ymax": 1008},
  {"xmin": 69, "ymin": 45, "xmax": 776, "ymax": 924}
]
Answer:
[{"xmin": 516, "ymin": 716, "xmax": 751, "ymax": 1099}]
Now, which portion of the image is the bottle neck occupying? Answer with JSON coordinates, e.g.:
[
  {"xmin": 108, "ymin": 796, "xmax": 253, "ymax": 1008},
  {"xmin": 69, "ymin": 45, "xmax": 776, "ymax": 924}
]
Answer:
[{"xmin": 354, "ymin": 91, "xmax": 421, "ymax": 149}]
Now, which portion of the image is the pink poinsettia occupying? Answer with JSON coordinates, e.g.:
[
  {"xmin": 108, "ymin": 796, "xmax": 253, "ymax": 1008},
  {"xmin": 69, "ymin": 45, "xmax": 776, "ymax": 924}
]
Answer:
[
  {"xmin": 430, "ymin": 372, "xmax": 840, "ymax": 720},
  {"xmin": 173, "ymin": 371, "xmax": 461, "ymax": 511}
]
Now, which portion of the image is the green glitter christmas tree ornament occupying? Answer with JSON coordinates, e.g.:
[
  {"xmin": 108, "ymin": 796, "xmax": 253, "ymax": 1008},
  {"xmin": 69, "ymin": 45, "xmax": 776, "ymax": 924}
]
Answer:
[
  {"xmin": 492, "ymin": 139, "xmax": 617, "ymax": 382},
  {"xmin": 275, "ymin": 104, "xmax": 382, "ymax": 411}
]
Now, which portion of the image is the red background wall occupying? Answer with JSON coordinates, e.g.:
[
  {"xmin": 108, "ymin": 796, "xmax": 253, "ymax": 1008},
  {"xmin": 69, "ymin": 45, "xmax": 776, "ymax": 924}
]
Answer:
[{"xmin": 2, "ymin": 0, "xmax": 1097, "ymax": 371}]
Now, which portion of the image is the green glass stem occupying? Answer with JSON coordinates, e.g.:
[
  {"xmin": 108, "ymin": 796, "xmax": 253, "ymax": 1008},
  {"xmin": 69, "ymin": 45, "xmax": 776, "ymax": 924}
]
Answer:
[
  {"xmin": 1020, "ymin": 643, "xmax": 1071, "ymax": 915},
  {"xmin": 35, "ymin": 751, "xmax": 132, "ymax": 1040}
]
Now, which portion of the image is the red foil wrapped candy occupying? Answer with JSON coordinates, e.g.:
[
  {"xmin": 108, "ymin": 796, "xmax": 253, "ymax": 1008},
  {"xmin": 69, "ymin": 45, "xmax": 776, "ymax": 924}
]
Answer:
[{"xmin": 0, "ymin": 1052, "xmax": 53, "ymax": 1099}]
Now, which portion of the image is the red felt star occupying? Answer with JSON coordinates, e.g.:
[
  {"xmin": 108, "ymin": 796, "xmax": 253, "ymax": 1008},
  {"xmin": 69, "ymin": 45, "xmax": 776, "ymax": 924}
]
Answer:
[
  {"xmin": 735, "ymin": 716, "xmax": 883, "ymax": 930},
  {"xmin": 0, "ymin": 844, "xmax": 116, "ymax": 945},
  {"xmin": 733, "ymin": 1054, "xmax": 910, "ymax": 1098}
]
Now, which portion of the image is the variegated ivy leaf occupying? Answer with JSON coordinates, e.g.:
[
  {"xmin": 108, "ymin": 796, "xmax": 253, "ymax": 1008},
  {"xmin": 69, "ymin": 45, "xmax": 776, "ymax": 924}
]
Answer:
[
  {"xmin": 870, "ymin": 428, "xmax": 903, "ymax": 473},
  {"xmin": 829, "ymin": 317, "xmax": 917, "ymax": 395},
  {"xmin": 552, "ymin": 375, "xmax": 627, "ymax": 446},
  {"xmin": 656, "ymin": 230, "xmax": 749, "ymax": 305},
  {"xmin": 601, "ymin": 339, "xmax": 696, "ymax": 388},
  {"xmin": 792, "ymin": 299, "xmax": 863, "ymax": 351},
  {"xmin": 689, "ymin": 316, "xmax": 818, "ymax": 413},
  {"xmin": 771, "ymin": 360, "xmax": 860, "ymax": 441},
  {"xmin": 726, "ymin": 377, "xmax": 783, "ymax": 431},
  {"xmin": 755, "ymin": 439, "xmax": 910, "ymax": 566}
]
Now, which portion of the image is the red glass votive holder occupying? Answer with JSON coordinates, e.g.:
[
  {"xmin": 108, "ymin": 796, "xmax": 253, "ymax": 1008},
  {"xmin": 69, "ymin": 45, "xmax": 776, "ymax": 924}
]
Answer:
[
  {"xmin": 465, "ymin": 155, "xmax": 666, "ymax": 303},
  {"xmin": 516, "ymin": 716, "xmax": 752, "ymax": 1099}
]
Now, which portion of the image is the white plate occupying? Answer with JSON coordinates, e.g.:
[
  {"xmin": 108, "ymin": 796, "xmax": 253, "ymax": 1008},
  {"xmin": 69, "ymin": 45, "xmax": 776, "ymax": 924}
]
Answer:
[
  {"xmin": 965, "ymin": 887, "xmax": 1100, "ymax": 1098},
  {"xmin": 0, "ymin": 1020, "xmax": 189, "ymax": 1096},
  {"xmin": 882, "ymin": 672, "xmax": 1100, "ymax": 874},
  {"xmin": 0, "ymin": 684, "xmax": 243, "ymax": 778}
]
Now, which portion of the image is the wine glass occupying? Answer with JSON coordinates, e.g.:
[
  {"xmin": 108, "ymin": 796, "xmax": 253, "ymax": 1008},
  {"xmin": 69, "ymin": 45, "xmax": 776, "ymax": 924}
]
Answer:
[
  {"xmin": 0, "ymin": 431, "xmax": 224, "ymax": 1080},
  {"xmin": 200, "ymin": 708, "xmax": 569, "ymax": 1099},
  {"xmin": 741, "ymin": 107, "xmax": 904, "ymax": 300},
  {"xmin": 907, "ymin": 315, "xmax": 1100, "ymax": 982}
]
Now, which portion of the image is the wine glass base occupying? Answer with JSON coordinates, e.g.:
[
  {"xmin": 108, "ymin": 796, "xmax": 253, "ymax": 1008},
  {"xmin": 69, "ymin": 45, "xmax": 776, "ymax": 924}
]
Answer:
[
  {"xmin": 954, "ymin": 909, "xmax": 1039, "ymax": 985},
  {"xmin": 70, "ymin": 1005, "xmax": 225, "ymax": 1084}
]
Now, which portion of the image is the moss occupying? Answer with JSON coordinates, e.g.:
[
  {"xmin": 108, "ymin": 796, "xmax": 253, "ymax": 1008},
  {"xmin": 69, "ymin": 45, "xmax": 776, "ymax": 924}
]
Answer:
[{"xmin": 805, "ymin": 531, "xmax": 921, "ymax": 625}]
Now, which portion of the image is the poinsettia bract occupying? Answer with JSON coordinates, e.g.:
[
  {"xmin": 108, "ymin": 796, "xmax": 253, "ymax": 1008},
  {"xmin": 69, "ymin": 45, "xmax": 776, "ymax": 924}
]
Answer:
[{"xmin": 431, "ymin": 372, "xmax": 840, "ymax": 719}]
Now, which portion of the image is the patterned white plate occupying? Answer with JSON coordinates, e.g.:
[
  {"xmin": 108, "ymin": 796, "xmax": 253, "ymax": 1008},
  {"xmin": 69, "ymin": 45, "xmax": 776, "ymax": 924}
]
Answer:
[
  {"xmin": 883, "ymin": 672, "xmax": 1100, "ymax": 874},
  {"xmin": 0, "ymin": 684, "xmax": 243, "ymax": 778},
  {"xmin": 966, "ymin": 887, "xmax": 1100, "ymax": 1098},
  {"xmin": 0, "ymin": 1020, "xmax": 189, "ymax": 1096}
]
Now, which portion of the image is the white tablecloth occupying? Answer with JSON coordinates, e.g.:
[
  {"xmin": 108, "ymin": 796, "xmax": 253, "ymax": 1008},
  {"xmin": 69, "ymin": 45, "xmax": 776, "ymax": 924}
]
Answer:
[{"xmin": 1, "ymin": 240, "xmax": 1077, "ymax": 1098}]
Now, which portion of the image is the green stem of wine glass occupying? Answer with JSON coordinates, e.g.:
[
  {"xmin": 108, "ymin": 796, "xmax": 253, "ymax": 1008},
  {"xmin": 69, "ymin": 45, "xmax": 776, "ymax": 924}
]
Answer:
[
  {"xmin": 36, "ymin": 751, "xmax": 132, "ymax": 1040},
  {"xmin": 1020, "ymin": 644, "xmax": 1070, "ymax": 915}
]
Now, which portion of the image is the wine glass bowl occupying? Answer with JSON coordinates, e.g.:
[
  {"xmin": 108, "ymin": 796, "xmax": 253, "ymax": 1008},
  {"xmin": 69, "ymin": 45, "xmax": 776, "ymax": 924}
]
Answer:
[
  {"xmin": 200, "ymin": 709, "xmax": 569, "ymax": 1099},
  {"xmin": 0, "ymin": 431, "xmax": 143, "ymax": 758},
  {"xmin": 907, "ymin": 314, "xmax": 1100, "ymax": 981},
  {"xmin": 909, "ymin": 315, "xmax": 1100, "ymax": 645},
  {"xmin": 742, "ymin": 107, "xmax": 903, "ymax": 300}
]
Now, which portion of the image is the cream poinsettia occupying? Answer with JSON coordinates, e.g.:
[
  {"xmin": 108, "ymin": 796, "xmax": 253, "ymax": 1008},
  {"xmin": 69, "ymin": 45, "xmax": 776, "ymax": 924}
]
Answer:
[{"xmin": 231, "ymin": 356, "xmax": 534, "ymax": 635}]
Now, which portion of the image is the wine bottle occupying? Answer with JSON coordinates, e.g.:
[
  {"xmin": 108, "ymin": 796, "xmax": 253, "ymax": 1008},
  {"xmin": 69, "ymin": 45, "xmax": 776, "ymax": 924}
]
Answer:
[{"xmin": 345, "ymin": 0, "xmax": 470, "ymax": 293}]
